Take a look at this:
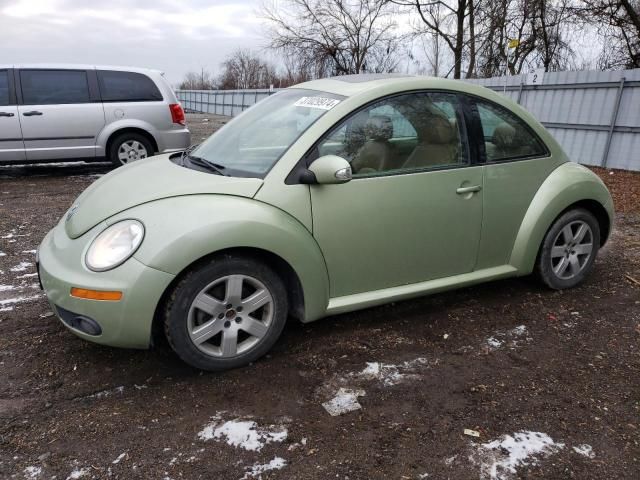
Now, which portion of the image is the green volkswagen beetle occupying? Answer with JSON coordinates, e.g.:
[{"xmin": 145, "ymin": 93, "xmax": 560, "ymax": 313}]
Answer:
[{"xmin": 38, "ymin": 74, "xmax": 614, "ymax": 370}]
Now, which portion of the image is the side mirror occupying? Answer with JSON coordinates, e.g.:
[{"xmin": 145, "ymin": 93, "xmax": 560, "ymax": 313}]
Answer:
[{"xmin": 307, "ymin": 155, "xmax": 352, "ymax": 185}]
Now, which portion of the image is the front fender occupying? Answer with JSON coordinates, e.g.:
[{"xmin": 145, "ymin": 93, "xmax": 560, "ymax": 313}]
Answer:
[
  {"xmin": 509, "ymin": 162, "xmax": 614, "ymax": 273},
  {"xmin": 108, "ymin": 195, "xmax": 330, "ymax": 322}
]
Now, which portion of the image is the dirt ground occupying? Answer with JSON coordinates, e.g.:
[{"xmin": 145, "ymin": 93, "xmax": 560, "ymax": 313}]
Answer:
[{"xmin": 1, "ymin": 115, "xmax": 639, "ymax": 480}]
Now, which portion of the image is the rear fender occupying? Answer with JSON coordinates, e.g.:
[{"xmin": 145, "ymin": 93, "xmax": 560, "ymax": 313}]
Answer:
[{"xmin": 509, "ymin": 162, "xmax": 614, "ymax": 274}]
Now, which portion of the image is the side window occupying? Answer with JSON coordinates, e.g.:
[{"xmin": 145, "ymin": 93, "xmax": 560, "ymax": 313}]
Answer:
[
  {"xmin": 20, "ymin": 70, "xmax": 90, "ymax": 105},
  {"xmin": 97, "ymin": 70, "xmax": 163, "ymax": 102},
  {"xmin": 0, "ymin": 71, "xmax": 9, "ymax": 106},
  {"xmin": 316, "ymin": 92, "xmax": 468, "ymax": 177},
  {"xmin": 476, "ymin": 101, "xmax": 547, "ymax": 161}
]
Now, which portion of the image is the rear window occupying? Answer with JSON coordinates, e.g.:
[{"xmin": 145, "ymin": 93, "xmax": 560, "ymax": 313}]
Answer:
[
  {"xmin": 0, "ymin": 71, "xmax": 9, "ymax": 106},
  {"xmin": 20, "ymin": 70, "xmax": 90, "ymax": 105},
  {"xmin": 97, "ymin": 70, "xmax": 163, "ymax": 102}
]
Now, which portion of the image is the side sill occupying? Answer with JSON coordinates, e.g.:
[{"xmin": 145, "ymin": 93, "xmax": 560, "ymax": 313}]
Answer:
[{"xmin": 325, "ymin": 265, "xmax": 518, "ymax": 317}]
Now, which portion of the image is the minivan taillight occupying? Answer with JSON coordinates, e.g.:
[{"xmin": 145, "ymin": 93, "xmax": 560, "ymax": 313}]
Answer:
[{"xmin": 169, "ymin": 103, "xmax": 185, "ymax": 125}]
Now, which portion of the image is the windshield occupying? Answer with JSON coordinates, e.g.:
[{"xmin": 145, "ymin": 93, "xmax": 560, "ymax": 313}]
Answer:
[{"xmin": 191, "ymin": 89, "xmax": 344, "ymax": 178}]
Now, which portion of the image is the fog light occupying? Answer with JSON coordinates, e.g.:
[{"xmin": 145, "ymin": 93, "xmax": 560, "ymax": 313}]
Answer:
[
  {"xmin": 70, "ymin": 288, "xmax": 123, "ymax": 301},
  {"xmin": 55, "ymin": 305, "xmax": 103, "ymax": 336}
]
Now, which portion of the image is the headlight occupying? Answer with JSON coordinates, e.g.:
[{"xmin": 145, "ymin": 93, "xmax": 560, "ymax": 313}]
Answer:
[{"xmin": 86, "ymin": 220, "xmax": 144, "ymax": 272}]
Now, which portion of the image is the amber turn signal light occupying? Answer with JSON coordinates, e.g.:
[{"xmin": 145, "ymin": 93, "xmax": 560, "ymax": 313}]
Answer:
[{"xmin": 70, "ymin": 288, "xmax": 123, "ymax": 301}]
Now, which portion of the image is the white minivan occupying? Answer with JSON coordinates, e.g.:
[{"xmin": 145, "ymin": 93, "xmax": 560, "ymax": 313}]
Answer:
[{"xmin": 0, "ymin": 64, "xmax": 190, "ymax": 165}]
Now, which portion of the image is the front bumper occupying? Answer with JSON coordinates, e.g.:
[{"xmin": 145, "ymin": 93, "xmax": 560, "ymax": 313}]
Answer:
[{"xmin": 38, "ymin": 222, "xmax": 175, "ymax": 349}]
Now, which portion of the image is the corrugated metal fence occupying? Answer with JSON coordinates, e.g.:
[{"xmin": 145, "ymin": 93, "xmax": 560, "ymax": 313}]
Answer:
[
  {"xmin": 177, "ymin": 68, "xmax": 640, "ymax": 171},
  {"xmin": 465, "ymin": 69, "xmax": 640, "ymax": 171},
  {"xmin": 176, "ymin": 89, "xmax": 276, "ymax": 117}
]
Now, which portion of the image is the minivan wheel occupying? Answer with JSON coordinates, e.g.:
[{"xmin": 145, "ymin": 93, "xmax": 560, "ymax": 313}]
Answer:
[
  {"xmin": 164, "ymin": 256, "xmax": 288, "ymax": 371},
  {"xmin": 109, "ymin": 133, "xmax": 154, "ymax": 166},
  {"xmin": 537, "ymin": 208, "xmax": 600, "ymax": 290}
]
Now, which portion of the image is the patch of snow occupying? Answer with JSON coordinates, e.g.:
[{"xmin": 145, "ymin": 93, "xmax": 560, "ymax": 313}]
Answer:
[
  {"xmin": 240, "ymin": 456, "xmax": 287, "ymax": 479},
  {"xmin": 322, "ymin": 388, "xmax": 365, "ymax": 416},
  {"xmin": 0, "ymin": 285, "xmax": 16, "ymax": 292},
  {"xmin": 0, "ymin": 251, "xmax": 6, "ymax": 257},
  {"xmin": 22, "ymin": 250, "xmax": 37, "ymax": 254},
  {"xmin": 573, "ymin": 444, "xmax": 595, "ymax": 458},
  {"xmin": 198, "ymin": 416, "xmax": 288, "ymax": 452},
  {"xmin": 486, "ymin": 325, "xmax": 531, "ymax": 351},
  {"xmin": 287, "ymin": 437, "xmax": 308, "ymax": 451},
  {"xmin": 444, "ymin": 455, "xmax": 457, "ymax": 466},
  {"xmin": 24, "ymin": 466, "xmax": 42, "ymax": 478},
  {"xmin": 0, "ymin": 295, "xmax": 41, "ymax": 307},
  {"xmin": 354, "ymin": 358, "xmax": 430, "ymax": 386},
  {"xmin": 112, "ymin": 452, "xmax": 127, "ymax": 464},
  {"xmin": 471, "ymin": 431, "xmax": 564, "ymax": 480},
  {"xmin": 66, "ymin": 468, "xmax": 89, "ymax": 479},
  {"xmin": 16, "ymin": 273, "xmax": 38, "ymax": 279},
  {"xmin": 86, "ymin": 386, "xmax": 125, "ymax": 399},
  {"xmin": 10, "ymin": 262, "xmax": 33, "ymax": 272}
]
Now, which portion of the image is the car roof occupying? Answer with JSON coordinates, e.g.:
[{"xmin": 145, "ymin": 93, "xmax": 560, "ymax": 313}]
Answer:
[
  {"xmin": 0, "ymin": 63, "xmax": 163, "ymax": 75},
  {"xmin": 292, "ymin": 73, "xmax": 497, "ymax": 100}
]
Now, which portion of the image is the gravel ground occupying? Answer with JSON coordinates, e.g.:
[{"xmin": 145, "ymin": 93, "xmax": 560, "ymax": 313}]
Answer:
[{"xmin": 0, "ymin": 115, "xmax": 639, "ymax": 479}]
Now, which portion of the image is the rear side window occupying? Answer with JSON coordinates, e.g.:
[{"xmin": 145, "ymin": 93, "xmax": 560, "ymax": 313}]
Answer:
[
  {"xmin": 0, "ymin": 70, "xmax": 9, "ymax": 106},
  {"xmin": 20, "ymin": 70, "xmax": 90, "ymax": 105},
  {"xmin": 97, "ymin": 70, "xmax": 163, "ymax": 102},
  {"xmin": 476, "ymin": 101, "xmax": 547, "ymax": 161}
]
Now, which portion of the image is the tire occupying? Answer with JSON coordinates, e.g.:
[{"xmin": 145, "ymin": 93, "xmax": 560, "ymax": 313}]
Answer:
[
  {"xmin": 164, "ymin": 255, "xmax": 288, "ymax": 371},
  {"xmin": 536, "ymin": 208, "xmax": 600, "ymax": 290},
  {"xmin": 108, "ymin": 132, "xmax": 154, "ymax": 166}
]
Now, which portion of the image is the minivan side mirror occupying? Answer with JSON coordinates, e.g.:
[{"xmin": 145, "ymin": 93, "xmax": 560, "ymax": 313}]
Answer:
[{"xmin": 307, "ymin": 155, "xmax": 352, "ymax": 185}]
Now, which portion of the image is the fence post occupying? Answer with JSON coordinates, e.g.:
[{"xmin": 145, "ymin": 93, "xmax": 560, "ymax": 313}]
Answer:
[
  {"xmin": 242, "ymin": 90, "xmax": 246, "ymax": 113},
  {"xmin": 517, "ymin": 81, "xmax": 524, "ymax": 104},
  {"xmin": 601, "ymin": 76, "xmax": 625, "ymax": 167}
]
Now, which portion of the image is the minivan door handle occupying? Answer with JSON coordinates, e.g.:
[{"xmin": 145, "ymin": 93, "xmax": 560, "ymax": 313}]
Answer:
[
  {"xmin": 456, "ymin": 185, "xmax": 482, "ymax": 195},
  {"xmin": 23, "ymin": 111, "xmax": 43, "ymax": 116},
  {"xmin": 0, "ymin": 112, "xmax": 15, "ymax": 117}
]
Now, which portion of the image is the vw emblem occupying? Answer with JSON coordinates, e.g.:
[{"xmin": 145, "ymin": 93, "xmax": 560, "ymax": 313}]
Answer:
[{"xmin": 66, "ymin": 205, "xmax": 79, "ymax": 222}]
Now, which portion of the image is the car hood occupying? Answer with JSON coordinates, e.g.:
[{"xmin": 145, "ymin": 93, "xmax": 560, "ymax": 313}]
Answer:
[{"xmin": 64, "ymin": 154, "xmax": 264, "ymax": 239}]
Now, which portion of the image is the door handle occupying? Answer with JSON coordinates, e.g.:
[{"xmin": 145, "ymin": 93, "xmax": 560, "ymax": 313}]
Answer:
[
  {"xmin": 0, "ymin": 112, "xmax": 15, "ymax": 117},
  {"xmin": 456, "ymin": 185, "xmax": 482, "ymax": 194},
  {"xmin": 23, "ymin": 111, "xmax": 43, "ymax": 116}
]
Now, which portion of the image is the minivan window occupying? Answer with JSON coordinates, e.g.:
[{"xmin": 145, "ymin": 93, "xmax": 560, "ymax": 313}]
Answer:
[
  {"xmin": 97, "ymin": 70, "xmax": 163, "ymax": 102},
  {"xmin": 0, "ymin": 71, "xmax": 9, "ymax": 106},
  {"xmin": 20, "ymin": 70, "xmax": 90, "ymax": 105}
]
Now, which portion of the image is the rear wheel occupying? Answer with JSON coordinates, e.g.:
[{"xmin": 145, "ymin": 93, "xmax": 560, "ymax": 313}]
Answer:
[
  {"xmin": 537, "ymin": 208, "xmax": 600, "ymax": 289},
  {"xmin": 164, "ymin": 256, "xmax": 288, "ymax": 371},
  {"xmin": 109, "ymin": 132, "xmax": 154, "ymax": 166}
]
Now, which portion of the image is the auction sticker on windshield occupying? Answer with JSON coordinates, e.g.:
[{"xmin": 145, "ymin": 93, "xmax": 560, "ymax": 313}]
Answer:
[{"xmin": 293, "ymin": 96, "xmax": 341, "ymax": 110}]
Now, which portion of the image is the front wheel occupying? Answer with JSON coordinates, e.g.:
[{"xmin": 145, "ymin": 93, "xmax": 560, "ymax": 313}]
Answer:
[
  {"xmin": 536, "ymin": 208, "xmax": 600, "ymax": 289},
  {"xmin": 164, "ymin": 256, "xmax": 288, "ymax": 371}
]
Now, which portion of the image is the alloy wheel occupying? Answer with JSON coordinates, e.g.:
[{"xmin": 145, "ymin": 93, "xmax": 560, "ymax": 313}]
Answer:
[
  {"xmin": 187, "ymin": 274, "xmax": 274, "ymax": 358},
  {"xmin": 117, "ymin": 140, "xmax": 148, "ymax": 164},
  {"xmin": 550, "ymin": 220, "xmax": 594, "ymax": 280}
]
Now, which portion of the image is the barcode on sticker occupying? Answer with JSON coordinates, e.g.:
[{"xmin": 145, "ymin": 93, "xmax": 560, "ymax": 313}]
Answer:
[{"xmin": 293, "ymin": 96, "xmax": 340, "ymax": 110}]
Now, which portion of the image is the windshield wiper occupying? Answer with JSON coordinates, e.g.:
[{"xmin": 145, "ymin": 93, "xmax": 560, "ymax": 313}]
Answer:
[{"xmin": 187, "ymin": 154, "xmax": 228, "ymax": 176}]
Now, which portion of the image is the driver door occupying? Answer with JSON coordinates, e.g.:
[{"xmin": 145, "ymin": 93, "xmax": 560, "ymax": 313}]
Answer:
[{"xmin": 309, "ymin": 92, "xmax": 483, "ymax": 298}]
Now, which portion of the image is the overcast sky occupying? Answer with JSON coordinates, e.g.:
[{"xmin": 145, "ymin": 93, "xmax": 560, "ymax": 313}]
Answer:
[{"xmin": 0, "ymin": 0, "xmax": 267, "ymax": 85}]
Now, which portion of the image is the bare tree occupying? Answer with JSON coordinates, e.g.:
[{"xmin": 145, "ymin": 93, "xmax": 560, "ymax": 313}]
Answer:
[
  {"xmin": 392, "ymin": 0, "xmax": 478, "ymax": 79},
  {"xmin": 218, "ymin": 49, "xmax": 279, "ymax": 89},
  {"xmin": 178, "ymin": 69, "xmax": 216, "ymax": 90},
  {"xmin": 262, "ymin": 0, "xmax": 399, "ymax": 76},
  {"xmin": 574, "ymin": 0, "xmax": 640, "ymax": 68}
]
